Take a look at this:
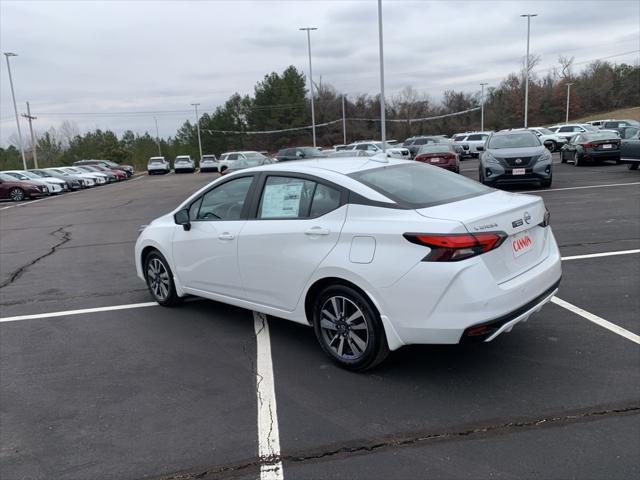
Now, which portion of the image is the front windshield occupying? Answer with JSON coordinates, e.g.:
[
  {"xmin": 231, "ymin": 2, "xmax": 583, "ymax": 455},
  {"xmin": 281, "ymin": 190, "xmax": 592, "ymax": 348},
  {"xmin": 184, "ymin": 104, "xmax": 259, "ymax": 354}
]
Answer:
[
  {"xmin": 21, "ymin": 171, "xmax": 41, "ymax": 179},
  {"xmin": 0, "ymin": 173, "xmax": 17, "ymax": 182},
  {"xmin": 488, "ymin": 133, "xmax": 541, "ymax": 149},
  {"xmin": 582, "ymin": 125, "xmax": 598, "ymax": 132},
  {"xmin": 34, "ymin": 170, "xmax": 52, "ymax": 177},
  {"xmin": 6, "ymin": 172, "xmax": 29, "ymax": 180}
]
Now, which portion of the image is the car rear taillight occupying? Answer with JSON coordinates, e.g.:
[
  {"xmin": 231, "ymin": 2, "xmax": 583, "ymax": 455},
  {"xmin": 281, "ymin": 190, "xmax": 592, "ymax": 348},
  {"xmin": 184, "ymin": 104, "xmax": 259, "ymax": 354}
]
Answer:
[
  {"xmin": 539, "ymin": 207, "xmax": 550, "ymax": 227},
  {"xmin": 582, "ymin": 143, "xmax": 597, "ymax": 148},
  {"xmin": 403, "ymin": 232, "xmax": 507, "ymax": 261}
]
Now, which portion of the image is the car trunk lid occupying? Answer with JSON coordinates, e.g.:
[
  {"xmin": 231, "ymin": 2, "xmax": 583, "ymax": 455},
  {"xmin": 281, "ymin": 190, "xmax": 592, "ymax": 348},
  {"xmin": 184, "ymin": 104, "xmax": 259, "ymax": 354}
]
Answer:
[{"xmin": 416, "ymin": 190, "xmax": 549, "ymax": 283}]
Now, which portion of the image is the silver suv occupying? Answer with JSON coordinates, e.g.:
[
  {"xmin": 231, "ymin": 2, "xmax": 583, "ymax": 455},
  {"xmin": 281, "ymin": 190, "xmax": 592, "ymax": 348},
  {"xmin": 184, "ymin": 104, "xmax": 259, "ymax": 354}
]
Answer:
[{"xmin": 453, "ymin": 131, "xmax": 491, "ymax": 158}]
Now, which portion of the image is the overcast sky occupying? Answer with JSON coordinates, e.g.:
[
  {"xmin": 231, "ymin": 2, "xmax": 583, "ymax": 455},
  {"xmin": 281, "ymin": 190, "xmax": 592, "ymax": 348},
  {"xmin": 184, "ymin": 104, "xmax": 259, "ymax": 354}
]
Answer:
[{"xmin": 1, "ymin": 0, "xmax": 638, "ymax": 145}]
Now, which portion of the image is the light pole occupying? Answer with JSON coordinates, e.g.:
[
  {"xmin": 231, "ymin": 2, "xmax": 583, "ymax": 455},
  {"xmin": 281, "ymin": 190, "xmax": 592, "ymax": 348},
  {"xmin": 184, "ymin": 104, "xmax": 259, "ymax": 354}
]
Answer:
[
  {"xmin": 341, "ymin": 94, "xmax": 347, "ymax": 145},
  {"xmin": 377, "ymin": 0, "xmax": 387, "ymax": 153},
  {"xmin": 22, "ymin": 102, "xmax": 38, "ymax": 168},
  {"xmin": 299, "ymin": 27, "xmax": 317, "ymax": 147},
  {"xmin": 521, "ymin": 14, "xmax": 537, "ymax": 128},
  {"xmin": 3, "ymin": 52, "xmax": 27, "ymax": 169},
  {"xmin": 480, "ymin": 82, "xmax": 488, "ymax": 131},
  {"xmin": 565, "ymin": 83, "xmax": 573, "ymax": 124},
  {"xmin": 191, "ymin": 103, "xmax": 203, "ymax": 160},
  {"xmin": 154, "ymin": 116, "xmax": 162, "ymax": 156}
]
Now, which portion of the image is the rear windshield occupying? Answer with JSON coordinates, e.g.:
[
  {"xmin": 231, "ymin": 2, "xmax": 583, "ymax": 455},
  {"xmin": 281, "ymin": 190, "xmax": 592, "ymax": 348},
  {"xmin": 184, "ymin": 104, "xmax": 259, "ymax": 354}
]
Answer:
[
  {"xmin": 584, "ymin": 133, "xmax": 620, "ymax": 141},
  {"xmin": 350, "ymin": 163, "xmax": 489, "ymax": 208},
  {"xmin": 488, "ymin": 133, "xmax": 541, "ymax": 149},
  {"xmin": 418, "ymin": 144, "xmax": 451, "ymax": 154},
  {"xmin": 149, "ymin": 158, "xmax": 165, "ymax": 163}
]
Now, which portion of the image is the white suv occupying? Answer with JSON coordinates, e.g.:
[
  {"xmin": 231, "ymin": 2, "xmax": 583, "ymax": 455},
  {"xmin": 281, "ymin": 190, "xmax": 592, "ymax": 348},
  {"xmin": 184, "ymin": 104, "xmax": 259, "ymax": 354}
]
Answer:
[
  {"xmin": 452, "ymin": 132, "xmax": 491, "ymax": 158},
  {"xmin": 218, "ymin": 151, "xmax": 266, "ymax": 172},
  {"xmin": 174, "ymin": 155, "xmax": 196, "ymax": 173},
  {"xmin": 147, "ymin": 156, "xmax": 170, "ymax": 175},
  {"xmin": 346, "ymin": 141, "xmax": 410, "ymax": 159},
  {"xmin": 548, "ymin": 124, "xmax": 601, "ymax": 141},
  {"xmin": 512, "ymin": 127, "xmax": 567, "ymax": 152}
]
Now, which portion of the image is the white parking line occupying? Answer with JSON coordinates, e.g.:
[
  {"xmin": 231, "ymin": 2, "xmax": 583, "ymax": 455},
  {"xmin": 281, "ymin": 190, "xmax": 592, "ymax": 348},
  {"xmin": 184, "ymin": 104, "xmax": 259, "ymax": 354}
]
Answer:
[
  {"xmin": 562, "ymin": 249, "xmax": 640, "ymax": 261},
  {"xmin": 522, "ymin": 181, "xmax": 640, "ymax": 193},
  {"xmin": 0, "ymin": 302, "xmax": 158, "ymax": 322},
  {"xmin": 551, "ymin": 296, "xmax": 640, "ymax": 345},
  {"xmin": 253, "ymin": 311, "xmax": 283, "ymax": 480}
]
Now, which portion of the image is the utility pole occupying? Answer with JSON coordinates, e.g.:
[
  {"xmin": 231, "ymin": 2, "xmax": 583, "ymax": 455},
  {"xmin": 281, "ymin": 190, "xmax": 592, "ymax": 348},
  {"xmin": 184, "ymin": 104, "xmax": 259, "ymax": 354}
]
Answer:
[
  {"xmin": 341, "ymin": 95, "xmax": 347, "ymax": 145},
  {"xmin": 521, "ymin": 14, "xmax": 537, "ymax": 128},
  {"xmin": 21, "ymin": 101, "xmax": 38, "ymax": 168},
  {"xmin": 154, "ymin": 116, "xmax": 162, "ymax": 155},
  {"xmin": 299, "ymin": 27, "xmax": 318, "ymax": 147},
  {"xmin": 565, "ymin": 83, "xmax": 573, "ymax": 124},
  {"xmin": 480, "ymin": 83, "xmax": 488, "ymax": 132},
  {"xmin": 3, "ymin": 52, "xmax": 27, "ymax": 170},
  {"xmin": 191, "ymin": 103, "xmax": 203, "ymax": 160},
  {"xmin": 377, "ymin": 0, "xmax": 387, "ymax": 152}
]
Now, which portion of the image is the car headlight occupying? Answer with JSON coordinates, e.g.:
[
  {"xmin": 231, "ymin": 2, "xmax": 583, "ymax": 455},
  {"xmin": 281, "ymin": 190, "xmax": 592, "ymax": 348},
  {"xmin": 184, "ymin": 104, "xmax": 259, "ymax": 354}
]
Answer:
[
  {"xmin": 537, "ymin": 150, "xmax": 552, "ymax": 162},
  {"xmin": 484, "ymin": 152, "xmax": 500, "ymax": 164}
]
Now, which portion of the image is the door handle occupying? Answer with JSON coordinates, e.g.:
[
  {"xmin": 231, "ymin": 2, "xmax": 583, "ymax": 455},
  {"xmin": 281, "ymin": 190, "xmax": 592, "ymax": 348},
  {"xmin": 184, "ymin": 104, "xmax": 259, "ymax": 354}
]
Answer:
[
  {"xmin": 304, "ymin": 227, "xmax": 330, "ymax": 236},
  {"xmin": 218, "ymin": 232, "xmax": 234, "ymax": 240}
]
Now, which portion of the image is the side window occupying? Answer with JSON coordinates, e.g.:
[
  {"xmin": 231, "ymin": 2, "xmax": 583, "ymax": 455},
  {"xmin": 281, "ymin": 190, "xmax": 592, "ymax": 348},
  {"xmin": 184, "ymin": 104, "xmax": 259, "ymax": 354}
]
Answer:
[
  {"xmin": 559, "ymin": 126, "xmax": 572, "ymax": 133},
  {"xmin": 575, "ymin": 127, "xmax": 585, "ymax": 132},
  {"xmin": 367, "ymin": 144, "xmax": 378, "ymax": 151},
  {"xmin": 258, "ymin": 176, "xmax": 315, "ymax": 219},
  {"xmin": 189, "ymin": 197, "xmax": 203, "ymax": 220},
  {"xmin": 227, "ymin": 154, "xmax": 238, "ymax": 161},
  {"xmin": 309, "ymin": 183, "xmax": 341, "ymax": 217},
  {"xmin": 197, "ymin": 176, "xmax": 253, "ymax": 221},
  {"xmin": 355, "ymin": 144, "xmax": 368, "ymax": 151},
  {"xmin": 467, "ymin": 134, "xmax": 481, "ymax": 141}
]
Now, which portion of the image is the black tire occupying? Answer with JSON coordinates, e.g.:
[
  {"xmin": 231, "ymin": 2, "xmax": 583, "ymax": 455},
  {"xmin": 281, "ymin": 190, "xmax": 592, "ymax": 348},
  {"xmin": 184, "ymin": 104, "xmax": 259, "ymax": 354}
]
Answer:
[
  {"xmin": 312, "ymin": 284, "xmax": 389, "ymax": 371},
  {"xmin": 560, "ymin": 151, "xmax": 568, "ymax": 163},
  {"xmin": 144, "ymin": 251, "xmax": 181, "ymax": 306},
  {"xmin": 545, "ymin": 141, "xmax": 556, "ymax": 152},
  {"xmin": 628, "ymin": 162, "xmax": 639, "ymax": 170},
  {"xmin": 573, "ymin": 152, "xmax": 582, "ymax": 167},
  {"xmin": 9, "ymin": 187, "xmax": 26, "ymax": 201}
]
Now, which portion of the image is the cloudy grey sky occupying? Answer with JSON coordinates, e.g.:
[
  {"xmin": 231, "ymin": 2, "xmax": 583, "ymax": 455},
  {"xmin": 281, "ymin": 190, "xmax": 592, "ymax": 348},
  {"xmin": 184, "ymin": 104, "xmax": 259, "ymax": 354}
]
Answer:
[{"xmin": 1, "ymin": 0, "xmax": 638, "ymax": 144}]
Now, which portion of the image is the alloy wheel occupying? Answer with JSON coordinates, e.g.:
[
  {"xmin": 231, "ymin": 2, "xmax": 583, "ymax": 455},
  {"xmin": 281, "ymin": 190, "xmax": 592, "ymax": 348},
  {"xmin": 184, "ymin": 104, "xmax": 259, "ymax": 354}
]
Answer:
[
  {"xmin": 319, "ymin": 296, "xmax": 369, "ymax": 360},
  {"xmin": 146, "ymin": 257, "xmax": 170, "ymax": 301},
  {"xmin": 9, "ymin": 188, "xmax": 25, "ymax": 201}
]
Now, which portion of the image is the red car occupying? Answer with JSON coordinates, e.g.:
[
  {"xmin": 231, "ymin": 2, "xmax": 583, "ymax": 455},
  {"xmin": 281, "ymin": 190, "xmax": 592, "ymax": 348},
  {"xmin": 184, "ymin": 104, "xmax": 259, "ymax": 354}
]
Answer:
[
  {"xmin": 414, "ymin": 144, "xmax": 460, "ymax": 173},
  {"xmin": 0, "ymin": 172, "xmax": 47, "ymax": 201},
  {"xmin": 92, "ymin": 165, "xmax": 128, "ymax": 180}
]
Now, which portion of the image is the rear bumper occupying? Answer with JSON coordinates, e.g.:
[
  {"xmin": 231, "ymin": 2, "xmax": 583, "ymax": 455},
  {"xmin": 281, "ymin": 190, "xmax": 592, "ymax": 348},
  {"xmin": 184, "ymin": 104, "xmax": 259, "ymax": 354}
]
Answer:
[
  {"xmin": 375, "ymin": 228, "xmax": 562, "ymax": 348},
  {"xmin": 584, "ymin": 150, "xmax": 620, "ymax": 161}
]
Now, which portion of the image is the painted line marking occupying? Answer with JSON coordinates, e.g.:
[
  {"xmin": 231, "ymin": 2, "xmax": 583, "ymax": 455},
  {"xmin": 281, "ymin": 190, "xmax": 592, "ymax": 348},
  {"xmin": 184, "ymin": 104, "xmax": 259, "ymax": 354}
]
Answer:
[
  {"xmin": 551, "ymin": 296, "xmax": 640, "ymax": 345},
  {"xmin": 253, "ymin": 311, "xmax": 283, "ymax": 480},
  {"xmin": 522, "ymin": 181, "xmax": 640, "ymax": 193},
  {"xmin": 0, "ymin": 302, "xmax": 158, "ymax": 323},
  {"xmin": 562, "ymin": 249, "xmax": 640, "ymax": 261}
]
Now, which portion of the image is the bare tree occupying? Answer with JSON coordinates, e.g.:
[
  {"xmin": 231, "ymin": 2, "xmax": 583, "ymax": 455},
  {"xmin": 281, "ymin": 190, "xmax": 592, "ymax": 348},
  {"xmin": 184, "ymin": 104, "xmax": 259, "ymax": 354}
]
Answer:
[
  {"xmin": 59, "ymin": 120, "xmax": 80, "ymax": 148},
  {"xmin": 558, "ymin": 55, "xmax": 575, "ymax": 80}
]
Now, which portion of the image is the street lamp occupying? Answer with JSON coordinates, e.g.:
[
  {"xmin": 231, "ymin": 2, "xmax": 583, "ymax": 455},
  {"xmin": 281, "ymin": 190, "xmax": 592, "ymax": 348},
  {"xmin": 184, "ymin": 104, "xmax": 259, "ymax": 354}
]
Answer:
[
  {"xmin": 480, "ymin": 83, "xmax": 488, "ymax": 131},
  {"xmin": 565, "ymin": 83, "xmax": 573, "ymax": 124},
  {"xmin": 3, "ymin": 52, "xmax": 27, "ymax": 169},
  {"xmin": 377, "ymin": 0, "xmax": 387, "ymax": 153},
  {"xmin": 520, "ymin": 14, "xmax": 537, "ymax": 128},
  {"xmin": 191, "ymin": 103, "xmax": 203, "ymax": 161},
  {"xmin": 299, "ymin": 27, "xmax": 317, "ymax": 147}
]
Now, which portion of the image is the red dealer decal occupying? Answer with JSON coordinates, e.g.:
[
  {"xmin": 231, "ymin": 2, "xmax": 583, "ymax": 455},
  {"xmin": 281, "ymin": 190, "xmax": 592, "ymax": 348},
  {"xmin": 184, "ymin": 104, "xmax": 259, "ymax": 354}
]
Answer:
[{"xmin": 513, "ymin": 235, "xmax": 532, "ymax": 252}]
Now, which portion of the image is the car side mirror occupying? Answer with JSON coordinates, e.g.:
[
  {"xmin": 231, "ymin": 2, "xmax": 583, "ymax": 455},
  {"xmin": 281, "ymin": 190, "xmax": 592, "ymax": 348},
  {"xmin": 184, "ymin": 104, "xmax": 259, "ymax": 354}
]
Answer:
[
  {"xmin": 296, "ymin": 151, "xmax": 305, "ymax": 158},
  {"xmin": 174, "ymin": 208, "xmax": 191, "ymax": 231},
  {"xmin": 476, "ymin": 145, "xmax": 485, "ymax": 152}
]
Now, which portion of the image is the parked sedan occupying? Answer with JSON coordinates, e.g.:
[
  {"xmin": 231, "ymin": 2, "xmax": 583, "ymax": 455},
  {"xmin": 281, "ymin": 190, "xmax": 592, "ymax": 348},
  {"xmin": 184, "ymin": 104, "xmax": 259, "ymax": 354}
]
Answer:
[
  {"xmin": 30, "ymin": 169, "xmax": 83, "ymax": 190},
  {"xmin": 61, "ymin": 167, "xmax": 107, "ymax": 185},
  {"xmin": 91, "ymin": 164, "xmax": 128, "ymax": 181},
  {"xmin": 6, "ymin": 170, "xmax": 68, "ymax": 193},
  {"xmin": 75, "ymin": 165, "xmax": 117, "ymax": 183},
  {"xmin": 74, "ymin": 159, "xmax": 134, "ymax": 177},
  {"xmin": 403, "ymin": 136, "xmax": 446, "ymax": 158},
  {"xmin": 560, "ymin": 132, "xmax": 621, "ymax": 166},
  {"xmin": 219, "ymin": 157, "xmax": 273, "ymax": 175},
  {"xmin": 2, "ymin": 171, "xmax": 62, "ymax": 194},
  {"xmin": 47, "ymin": 168, "xmax": 96, "ymax": 187},
  {"xmin": 478, "ymin": 130, "xmax": 553, "ymax": 188},
  {"xmin": 0, "ymin": 172, "xmax": 47, "ymax": 201},
  {"xmin": 136, "ymin": 158, "xmax": 561, "ymax": 371},
  {"xmin": 414, "ymin": 144, "xmax": 460, "ymax": 173}
]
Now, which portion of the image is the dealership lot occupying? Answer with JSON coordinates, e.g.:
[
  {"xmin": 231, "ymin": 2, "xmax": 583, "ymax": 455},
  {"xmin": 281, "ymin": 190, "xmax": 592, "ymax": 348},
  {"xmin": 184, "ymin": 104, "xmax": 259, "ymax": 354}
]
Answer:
[{"xmin": 1, "ymin": 157, "xmax": 638, "ymax": 479}]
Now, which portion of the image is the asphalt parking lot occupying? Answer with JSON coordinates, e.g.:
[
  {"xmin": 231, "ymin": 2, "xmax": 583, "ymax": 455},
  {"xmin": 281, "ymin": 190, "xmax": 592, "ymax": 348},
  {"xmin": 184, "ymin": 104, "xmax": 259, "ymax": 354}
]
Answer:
[{"xmin": 1, "ymin": 156, "xmax": 639, "ymax": 480}]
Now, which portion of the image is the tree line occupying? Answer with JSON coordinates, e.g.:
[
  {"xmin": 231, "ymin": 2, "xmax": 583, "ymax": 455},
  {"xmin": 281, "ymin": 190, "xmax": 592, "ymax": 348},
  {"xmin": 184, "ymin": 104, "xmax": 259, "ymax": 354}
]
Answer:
[{"xmin": 1, "ymin": 57, "xmax": 638, "ymax": 171}]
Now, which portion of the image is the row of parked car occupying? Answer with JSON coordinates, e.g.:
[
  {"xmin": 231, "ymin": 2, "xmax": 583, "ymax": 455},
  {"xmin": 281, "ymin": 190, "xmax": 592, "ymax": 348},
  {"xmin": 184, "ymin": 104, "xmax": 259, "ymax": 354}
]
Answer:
[{"xmin": 0, "ymin": 159, "xmax": 134, "ymax": 202}]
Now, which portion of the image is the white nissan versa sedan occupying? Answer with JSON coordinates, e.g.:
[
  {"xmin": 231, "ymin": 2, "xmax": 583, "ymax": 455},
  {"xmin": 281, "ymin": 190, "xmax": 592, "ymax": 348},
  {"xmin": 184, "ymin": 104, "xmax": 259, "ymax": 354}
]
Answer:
[{"xmin": 135, "ymin": 156, "xmax": 562, "ymax": 370}]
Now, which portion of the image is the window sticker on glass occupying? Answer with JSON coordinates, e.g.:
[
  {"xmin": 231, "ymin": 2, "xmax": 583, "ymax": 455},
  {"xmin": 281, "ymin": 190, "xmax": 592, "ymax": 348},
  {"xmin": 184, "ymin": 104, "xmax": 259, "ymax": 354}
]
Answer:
[{"xmin": 260, "ymin": 181, "xmax": 304, "ymax": 218}]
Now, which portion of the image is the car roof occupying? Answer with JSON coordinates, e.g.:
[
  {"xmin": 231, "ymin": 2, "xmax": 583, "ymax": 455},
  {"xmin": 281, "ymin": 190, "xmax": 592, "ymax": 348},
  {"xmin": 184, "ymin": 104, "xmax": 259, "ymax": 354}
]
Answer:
[
  {"xmin": 490, "ymin": 129, "xmax": 537, "ymax": 137},
  {"xmin": 221, "ymin": 151, "xmax": 261, "ymax": 155}
]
